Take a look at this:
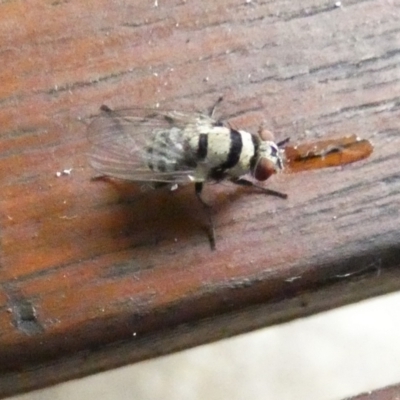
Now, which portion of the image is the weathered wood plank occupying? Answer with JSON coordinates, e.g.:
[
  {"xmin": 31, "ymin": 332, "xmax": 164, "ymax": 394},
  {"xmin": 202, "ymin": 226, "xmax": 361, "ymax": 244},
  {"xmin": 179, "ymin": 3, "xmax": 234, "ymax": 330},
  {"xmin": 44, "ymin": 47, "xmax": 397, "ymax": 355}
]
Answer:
[
  {"xmin": 1, "ymin": 0, "xmax": 400, "ymax": 397},
  {"xmin": 346, "ymin": 384, "xmax": 400, "ymax": 400}
]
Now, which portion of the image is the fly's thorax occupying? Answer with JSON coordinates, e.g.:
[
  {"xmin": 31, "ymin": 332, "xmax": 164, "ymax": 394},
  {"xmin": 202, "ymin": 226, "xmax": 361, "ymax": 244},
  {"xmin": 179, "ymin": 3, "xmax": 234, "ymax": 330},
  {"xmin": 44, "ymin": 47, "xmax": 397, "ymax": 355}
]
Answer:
[
  {"xmin": 225, "ymin": 130, "xmax": 257, "ymax": 178},
  {"xmin": 188, "ymin": 125, "xmax": 233, "ymax": 166},
  {"xmin": 191, "ymin": 127, "xmax": 257, "ymax": 180},
  {"xmin": 252, "ymin": 140, "xmax": 284, "ymax": 181},
  {"xmin": 184, "ymin": 125, "xmax": 232, "ymax": 182},
  {"xmin": 191, "ymin": 128, "xmax": 269, "ymax": 180}
]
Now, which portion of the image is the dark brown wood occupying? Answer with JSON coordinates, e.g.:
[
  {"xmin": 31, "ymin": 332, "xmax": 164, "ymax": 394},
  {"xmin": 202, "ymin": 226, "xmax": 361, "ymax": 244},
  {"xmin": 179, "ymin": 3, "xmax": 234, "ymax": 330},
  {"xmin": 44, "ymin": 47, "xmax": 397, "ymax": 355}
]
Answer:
[
  {"xmin": 1, "ymin": 0, "xmax": 400, "ymax": 397},
  {"xmin": 346, "ymin": 384, "xmax": 400, "ymax": 400}
]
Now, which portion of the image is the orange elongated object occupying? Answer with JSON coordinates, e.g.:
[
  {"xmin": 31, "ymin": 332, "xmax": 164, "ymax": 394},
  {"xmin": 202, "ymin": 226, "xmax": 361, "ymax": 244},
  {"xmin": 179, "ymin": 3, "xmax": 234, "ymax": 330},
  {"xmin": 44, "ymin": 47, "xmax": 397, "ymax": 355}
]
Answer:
[{"xmin": 283, "ymin": 134, "xmax": 373, "ymax": 173}]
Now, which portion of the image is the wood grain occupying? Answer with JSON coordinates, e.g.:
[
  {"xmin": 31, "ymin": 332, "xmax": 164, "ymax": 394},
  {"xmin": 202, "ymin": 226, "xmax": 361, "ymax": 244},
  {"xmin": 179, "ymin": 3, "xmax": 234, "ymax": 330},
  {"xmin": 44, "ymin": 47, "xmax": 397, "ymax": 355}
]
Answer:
[
  {"xmin": 1, "ymin": 0, "xmax": 400, "ymax": 397},
  {"xmin": 348, "ymin": 384, "xmax": 400, "ymax": 400}
]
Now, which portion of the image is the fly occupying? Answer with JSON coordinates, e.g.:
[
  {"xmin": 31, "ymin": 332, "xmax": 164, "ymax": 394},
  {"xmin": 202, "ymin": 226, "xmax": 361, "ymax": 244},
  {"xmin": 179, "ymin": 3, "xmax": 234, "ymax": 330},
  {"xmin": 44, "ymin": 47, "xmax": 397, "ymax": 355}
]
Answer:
[{"xmin": 87, "ymin": 101, "xmax": 372, "ymax": 250}]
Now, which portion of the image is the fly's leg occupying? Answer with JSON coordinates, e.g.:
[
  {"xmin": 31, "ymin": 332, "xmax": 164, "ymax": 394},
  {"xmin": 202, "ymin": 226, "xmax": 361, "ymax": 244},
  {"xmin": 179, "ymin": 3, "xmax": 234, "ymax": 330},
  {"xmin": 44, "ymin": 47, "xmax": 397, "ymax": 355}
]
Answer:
[
  {"xmin": 195, "ymin": 182, "xmax": 216, "ymax": 250},
  {"xmin": 277, "ymin": 137, "xmax": 290, "ymax": 147},
  {"xmin": 209, "ymin": 96, "xmax": 224, "ymax": 119},
  {"xmin": 231, "ymin": 178, "xmax": 288, "ymax": 199},
  {"xmin": 91, "ymin": 174, "xmax": 110, "ymax": 182},
  {"xmin": 100, "ymin": 104, "xmax": 114, "ymax": 113}
]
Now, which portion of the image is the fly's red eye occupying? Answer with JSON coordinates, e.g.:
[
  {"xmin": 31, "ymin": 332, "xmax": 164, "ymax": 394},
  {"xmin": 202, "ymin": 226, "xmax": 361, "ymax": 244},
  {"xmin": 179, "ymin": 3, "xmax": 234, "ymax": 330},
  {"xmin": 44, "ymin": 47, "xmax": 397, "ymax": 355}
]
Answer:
[
  {"xmin": 258, "ymin": 128, "xmax": 275, "ymax": 141},
  {"xmin": 254, "ymin": 158, "xmax": 277, "ymax": 181}
]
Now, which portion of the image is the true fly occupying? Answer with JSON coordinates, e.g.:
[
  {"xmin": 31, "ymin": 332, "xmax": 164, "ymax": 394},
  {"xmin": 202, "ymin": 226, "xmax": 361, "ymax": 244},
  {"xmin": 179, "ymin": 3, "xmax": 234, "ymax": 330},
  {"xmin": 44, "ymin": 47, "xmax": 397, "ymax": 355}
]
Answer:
[{"xmin": 87, "ymin": 103, "xmax": 372, "ymax": 249}]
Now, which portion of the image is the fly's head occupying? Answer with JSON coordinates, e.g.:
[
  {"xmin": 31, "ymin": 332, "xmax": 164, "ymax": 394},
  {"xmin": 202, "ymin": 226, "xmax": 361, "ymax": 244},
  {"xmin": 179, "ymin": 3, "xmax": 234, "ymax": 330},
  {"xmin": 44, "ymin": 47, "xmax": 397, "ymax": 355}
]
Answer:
[{"xmin": 253, "ymin": 128, "xmax": 284, "ymax": 181}]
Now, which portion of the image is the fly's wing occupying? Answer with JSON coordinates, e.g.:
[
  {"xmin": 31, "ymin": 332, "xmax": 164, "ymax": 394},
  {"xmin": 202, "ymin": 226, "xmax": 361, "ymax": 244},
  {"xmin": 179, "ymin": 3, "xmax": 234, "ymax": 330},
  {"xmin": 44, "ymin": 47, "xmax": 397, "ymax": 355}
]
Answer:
[
  {"xmin": 283, "ymin": 134, "xmax": 373, "ymax": 173},
  {"xmin": 87, "ymin": 107, "xmax": 216, "ymax": 183}
]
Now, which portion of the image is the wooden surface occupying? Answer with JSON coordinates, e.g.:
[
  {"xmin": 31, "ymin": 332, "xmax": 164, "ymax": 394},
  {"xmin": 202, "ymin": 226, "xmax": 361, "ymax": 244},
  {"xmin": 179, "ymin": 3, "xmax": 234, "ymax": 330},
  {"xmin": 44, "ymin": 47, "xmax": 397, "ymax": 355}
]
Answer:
[
  {"xmin": 347, "ymin": 384, "xmax": 400, "ymax": 400},
  {"xmin": 1, "ymin": 0, "xmax": 400, "ymax": 397}
]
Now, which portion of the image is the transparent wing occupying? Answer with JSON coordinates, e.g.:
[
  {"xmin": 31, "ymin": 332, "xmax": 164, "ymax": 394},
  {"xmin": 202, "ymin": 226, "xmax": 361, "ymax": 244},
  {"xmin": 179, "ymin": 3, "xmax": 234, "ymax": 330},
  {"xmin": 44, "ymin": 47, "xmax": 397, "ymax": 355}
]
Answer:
[{"xmin": 87, "ymin": 107, "xmax": 217, "ymax": 183}]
